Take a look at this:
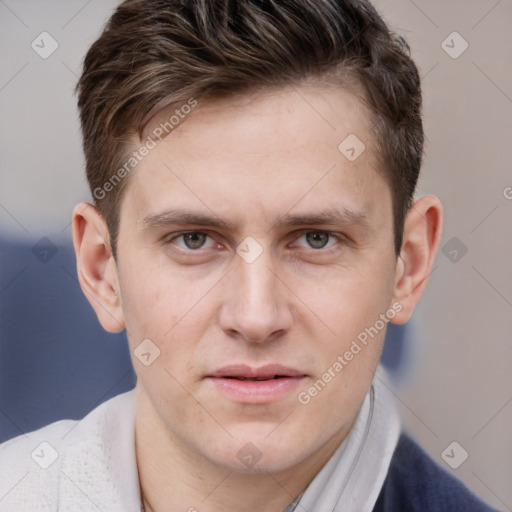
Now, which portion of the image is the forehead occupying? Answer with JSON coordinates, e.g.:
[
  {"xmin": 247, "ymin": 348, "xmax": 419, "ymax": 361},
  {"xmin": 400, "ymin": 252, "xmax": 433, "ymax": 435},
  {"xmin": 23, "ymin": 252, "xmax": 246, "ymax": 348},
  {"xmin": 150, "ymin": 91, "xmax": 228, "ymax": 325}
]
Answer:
[{"xmin": 121, "ymin": 85, "xmax": 391, "ymax": 231}]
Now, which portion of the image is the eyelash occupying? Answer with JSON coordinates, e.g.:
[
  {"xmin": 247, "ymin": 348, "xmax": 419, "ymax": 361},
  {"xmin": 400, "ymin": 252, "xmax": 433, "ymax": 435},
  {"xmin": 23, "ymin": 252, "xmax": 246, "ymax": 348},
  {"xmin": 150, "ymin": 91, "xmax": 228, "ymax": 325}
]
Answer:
[{"xmin": 164, "ymin": 230, "xmax": 345, "ymax": 253}]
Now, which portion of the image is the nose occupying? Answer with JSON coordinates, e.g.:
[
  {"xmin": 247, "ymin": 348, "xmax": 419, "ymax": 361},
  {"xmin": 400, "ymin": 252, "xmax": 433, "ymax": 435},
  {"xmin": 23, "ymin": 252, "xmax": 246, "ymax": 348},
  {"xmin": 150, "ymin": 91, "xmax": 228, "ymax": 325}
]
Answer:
[{"xmin": 218, "ymin": 252, "xmax": 293, "ymax": 343}]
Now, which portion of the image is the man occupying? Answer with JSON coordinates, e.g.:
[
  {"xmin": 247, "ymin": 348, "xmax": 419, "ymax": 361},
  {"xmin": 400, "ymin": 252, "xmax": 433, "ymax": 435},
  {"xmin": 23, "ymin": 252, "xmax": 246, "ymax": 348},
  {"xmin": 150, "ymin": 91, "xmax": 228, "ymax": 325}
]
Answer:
[{"xmin": 0, "ymin": 0, "xmax": 498, "ymax": 510}]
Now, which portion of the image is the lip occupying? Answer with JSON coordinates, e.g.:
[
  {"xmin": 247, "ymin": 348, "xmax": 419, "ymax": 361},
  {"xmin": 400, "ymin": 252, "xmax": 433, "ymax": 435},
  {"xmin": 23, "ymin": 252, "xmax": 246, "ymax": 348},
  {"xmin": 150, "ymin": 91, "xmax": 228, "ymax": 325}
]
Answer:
[{"xmin": 206, "ymin": 364, "xmax": 307, "ymax": 404}]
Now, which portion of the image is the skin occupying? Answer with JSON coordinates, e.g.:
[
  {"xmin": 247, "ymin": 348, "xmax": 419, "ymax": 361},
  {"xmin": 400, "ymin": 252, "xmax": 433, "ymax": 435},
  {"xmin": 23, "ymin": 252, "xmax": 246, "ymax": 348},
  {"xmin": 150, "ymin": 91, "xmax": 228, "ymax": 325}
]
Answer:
[{"xmin": 72, "ymin": 84, "xmax": 442, "ymax": 512}]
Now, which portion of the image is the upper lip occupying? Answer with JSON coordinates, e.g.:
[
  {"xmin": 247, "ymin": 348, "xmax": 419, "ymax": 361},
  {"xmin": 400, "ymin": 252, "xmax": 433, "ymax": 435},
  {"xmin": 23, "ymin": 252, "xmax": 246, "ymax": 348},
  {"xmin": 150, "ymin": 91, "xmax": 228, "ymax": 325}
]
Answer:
[{"xmin": 207, "ymin": 364, "xmax": 306, "ymax": 380}]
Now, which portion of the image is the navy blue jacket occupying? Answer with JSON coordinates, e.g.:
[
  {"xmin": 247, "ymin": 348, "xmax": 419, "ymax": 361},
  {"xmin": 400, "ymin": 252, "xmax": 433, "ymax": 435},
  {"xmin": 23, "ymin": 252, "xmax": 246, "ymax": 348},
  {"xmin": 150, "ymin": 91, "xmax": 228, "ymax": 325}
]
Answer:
[{"xmin": 374, "ymin": 434, "xmax": 499, "ymax": 511}]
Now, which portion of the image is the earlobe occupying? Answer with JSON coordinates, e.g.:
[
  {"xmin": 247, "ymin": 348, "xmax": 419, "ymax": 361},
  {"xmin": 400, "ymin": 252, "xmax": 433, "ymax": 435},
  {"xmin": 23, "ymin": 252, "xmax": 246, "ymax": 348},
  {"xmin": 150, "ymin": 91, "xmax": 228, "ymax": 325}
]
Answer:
[
  {"xmin": 72, "ymin": 202, "xmax": 125, "ymax": 333},
  {"xmin": 390, "ymin": 196, "xmax": 443, "ymax": 324}
]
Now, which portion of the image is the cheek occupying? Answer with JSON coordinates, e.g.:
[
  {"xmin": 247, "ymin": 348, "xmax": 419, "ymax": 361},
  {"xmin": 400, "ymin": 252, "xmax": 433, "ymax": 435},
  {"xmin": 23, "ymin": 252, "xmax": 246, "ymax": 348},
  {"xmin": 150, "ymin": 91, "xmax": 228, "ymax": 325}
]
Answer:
[
  {"xmin": 295, "ymin": 267, "xmax": 393, "ymax": 347},
  {"xmin": 294, "ymin": 276, "xmax": 390, "ymax": 431},
  {"xmin": 118, "ymin": 261, "xmax": 220, "ymax": 386},
  {"xmin": 118, "ymin": 254, "xmax": 204, "ymax": 340},
  {"xmin": 119, "ymin": 274, "xmax": 172, "ymax": 341}
]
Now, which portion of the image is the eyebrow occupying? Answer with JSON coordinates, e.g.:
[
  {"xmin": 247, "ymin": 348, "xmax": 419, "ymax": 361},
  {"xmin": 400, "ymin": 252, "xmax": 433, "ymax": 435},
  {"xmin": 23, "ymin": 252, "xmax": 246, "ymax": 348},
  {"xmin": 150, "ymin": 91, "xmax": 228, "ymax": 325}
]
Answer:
[
  {"xmin": 141, "ymin": 209, "xmax": 238, "ymax": 231},
  {"xmin": 273, "ymin": 208, "xmax": 370, "ymax": 230},
  {"xmin": 141, "ymin": 207, "xmax": 370, "ymax": 232}
]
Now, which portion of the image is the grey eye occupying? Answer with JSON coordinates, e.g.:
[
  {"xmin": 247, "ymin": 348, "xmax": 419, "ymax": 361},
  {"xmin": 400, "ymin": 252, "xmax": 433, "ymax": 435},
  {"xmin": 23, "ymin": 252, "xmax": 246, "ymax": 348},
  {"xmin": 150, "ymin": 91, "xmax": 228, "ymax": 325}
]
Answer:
[
  {"xmin": 182, "ymin": 232, "xmax": 207, "ymax": 249},
  {"xmin": 305, "ymin": 232, "xmax": 330, "ymax": 249}
]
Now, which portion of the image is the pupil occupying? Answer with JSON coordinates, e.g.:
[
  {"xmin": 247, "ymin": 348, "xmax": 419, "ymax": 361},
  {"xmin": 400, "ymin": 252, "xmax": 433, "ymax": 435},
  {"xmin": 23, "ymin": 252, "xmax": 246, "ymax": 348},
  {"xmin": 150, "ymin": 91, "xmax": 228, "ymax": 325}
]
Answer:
[
  {"xmin": 184, "ymin": 233, "xmax": 206, "ymax": 249},
  {"xmin": 306, "ymin": 232, "xmax": 329, "ymax": 249}
]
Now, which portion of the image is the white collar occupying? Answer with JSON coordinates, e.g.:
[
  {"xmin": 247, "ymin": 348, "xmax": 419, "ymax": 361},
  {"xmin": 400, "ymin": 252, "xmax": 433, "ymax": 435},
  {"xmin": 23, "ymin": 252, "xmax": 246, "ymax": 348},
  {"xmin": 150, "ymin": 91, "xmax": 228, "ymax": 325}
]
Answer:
[{"xmin": 284, "ymin": 365, "xmax": 401, "ymax": 512}]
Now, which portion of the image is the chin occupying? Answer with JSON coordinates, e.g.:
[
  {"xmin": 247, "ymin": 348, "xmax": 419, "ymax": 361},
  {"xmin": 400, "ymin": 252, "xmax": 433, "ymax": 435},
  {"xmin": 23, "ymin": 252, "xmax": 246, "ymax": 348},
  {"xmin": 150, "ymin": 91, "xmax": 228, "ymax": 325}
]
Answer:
[{"xmin": 204, "ymin": 431, "xmax": 314, "ymax": 474}]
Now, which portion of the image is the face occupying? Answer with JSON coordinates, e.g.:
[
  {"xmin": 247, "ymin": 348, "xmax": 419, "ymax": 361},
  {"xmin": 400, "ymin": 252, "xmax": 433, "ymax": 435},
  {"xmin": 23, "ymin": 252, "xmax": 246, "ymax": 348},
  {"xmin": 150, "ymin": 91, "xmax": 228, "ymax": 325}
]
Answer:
[{"xmin": 114, "ymin": 85, "xmax": 399, "ymax": 474}]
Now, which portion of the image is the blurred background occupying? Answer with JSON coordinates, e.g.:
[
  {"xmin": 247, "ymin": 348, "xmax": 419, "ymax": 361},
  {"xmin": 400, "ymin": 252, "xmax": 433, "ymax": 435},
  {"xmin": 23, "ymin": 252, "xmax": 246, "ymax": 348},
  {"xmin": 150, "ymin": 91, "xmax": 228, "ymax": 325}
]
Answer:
[{"xmin": 0, "ymin": 0, "xmax": 511, "ymax": 509}]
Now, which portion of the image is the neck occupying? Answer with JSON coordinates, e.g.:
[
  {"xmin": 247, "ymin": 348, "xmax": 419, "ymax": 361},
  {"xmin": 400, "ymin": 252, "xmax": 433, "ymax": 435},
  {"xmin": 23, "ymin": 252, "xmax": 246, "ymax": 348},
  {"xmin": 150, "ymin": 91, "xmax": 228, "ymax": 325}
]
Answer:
[{"xmin": 135, "ymin": 389, "xmax": 351, "ymax": 512}]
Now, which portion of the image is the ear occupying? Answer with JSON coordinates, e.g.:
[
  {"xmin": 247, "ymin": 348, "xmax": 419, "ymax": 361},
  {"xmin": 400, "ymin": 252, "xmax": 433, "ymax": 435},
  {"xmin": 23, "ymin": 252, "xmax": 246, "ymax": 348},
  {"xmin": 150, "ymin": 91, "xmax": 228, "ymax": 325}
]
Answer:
[
  {"xmin": 390, "ymin": 195, "xmax": 443, "ymax": 324},
  {"xmin": 72, "ymin": 202, "xmax": 125, "ymax": 333}
]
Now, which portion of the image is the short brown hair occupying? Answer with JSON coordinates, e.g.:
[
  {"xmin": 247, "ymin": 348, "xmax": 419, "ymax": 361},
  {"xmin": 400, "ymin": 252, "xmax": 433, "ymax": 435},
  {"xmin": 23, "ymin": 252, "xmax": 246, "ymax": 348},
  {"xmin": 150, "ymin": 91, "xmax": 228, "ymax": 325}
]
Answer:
[{"xmin": 77, "ymin": 0, "xmax": 423, "ymax": 256}]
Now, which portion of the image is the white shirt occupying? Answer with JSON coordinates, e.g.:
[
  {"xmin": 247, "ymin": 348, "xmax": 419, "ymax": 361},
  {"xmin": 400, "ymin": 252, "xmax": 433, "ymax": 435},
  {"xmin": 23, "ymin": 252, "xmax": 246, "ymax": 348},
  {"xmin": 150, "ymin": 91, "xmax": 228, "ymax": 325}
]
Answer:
[{"xmin": 0, "ymin": 366, "xmax": 400, "ymax": 512}]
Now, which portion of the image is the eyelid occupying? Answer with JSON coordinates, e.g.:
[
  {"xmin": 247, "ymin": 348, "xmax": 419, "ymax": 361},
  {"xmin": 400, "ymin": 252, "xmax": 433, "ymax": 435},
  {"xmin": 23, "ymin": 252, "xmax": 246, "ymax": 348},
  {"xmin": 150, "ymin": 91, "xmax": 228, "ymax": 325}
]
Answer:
[
  {"xmin": 164, "ymin": 229, "xmax": 209, "ymax": 240},
  {"xmin": 164, "ymin": 230, "xmax": 217, "ymax": 250},
  {"xmin": 289, "ymin": 230, "xmax": 345, "ymax": 248}
]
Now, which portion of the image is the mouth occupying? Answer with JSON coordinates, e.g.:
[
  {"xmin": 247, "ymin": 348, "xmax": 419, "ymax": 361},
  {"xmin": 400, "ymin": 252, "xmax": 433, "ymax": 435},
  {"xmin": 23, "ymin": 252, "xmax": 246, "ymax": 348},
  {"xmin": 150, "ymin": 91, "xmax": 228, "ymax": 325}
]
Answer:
[
  {"xmin": 224, "ymin": 375, "xmax": 290, "ymax": 381},
  {"xmin": 206, "ymin": 364, "xmax": 307, "ymax": 404},
  {"xmin": 208, "ymin": 363, "xmax": 305, "ymax": 380}
]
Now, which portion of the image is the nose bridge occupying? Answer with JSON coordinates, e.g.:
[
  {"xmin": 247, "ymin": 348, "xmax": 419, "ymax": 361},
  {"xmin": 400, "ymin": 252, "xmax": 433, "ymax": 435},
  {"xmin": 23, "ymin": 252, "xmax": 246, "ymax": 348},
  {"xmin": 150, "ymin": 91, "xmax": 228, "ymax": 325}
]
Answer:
[
  {"xmin": 219, "ymin": 247, "xmax": 291, "ymax": 342},
  {"xmin": 239, "ymin": 255, "xmax": 277, "ymax": 308}
]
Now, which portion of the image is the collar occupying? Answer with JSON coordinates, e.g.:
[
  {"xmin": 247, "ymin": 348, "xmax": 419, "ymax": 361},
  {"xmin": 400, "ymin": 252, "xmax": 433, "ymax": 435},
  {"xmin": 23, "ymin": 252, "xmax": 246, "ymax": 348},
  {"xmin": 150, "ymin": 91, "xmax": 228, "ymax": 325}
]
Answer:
[{"xmin": 284, "ymin": 365, "xmax": 401, "ymax": 512}]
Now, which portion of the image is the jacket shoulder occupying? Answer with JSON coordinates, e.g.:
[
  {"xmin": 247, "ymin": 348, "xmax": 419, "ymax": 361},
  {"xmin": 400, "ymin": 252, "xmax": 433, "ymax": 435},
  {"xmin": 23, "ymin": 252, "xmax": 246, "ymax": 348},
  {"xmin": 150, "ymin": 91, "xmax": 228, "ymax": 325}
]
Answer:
[
  {"xmin": 373, "ymin": 433, "xmax": 499, "ymax": 512},
  {"xmin": 0, "ymin": 418, "xmax": 75, "ymax": 511},
  {"xmin": 0, "ymin": 390, "xmax": 136, "ymax": 512}
]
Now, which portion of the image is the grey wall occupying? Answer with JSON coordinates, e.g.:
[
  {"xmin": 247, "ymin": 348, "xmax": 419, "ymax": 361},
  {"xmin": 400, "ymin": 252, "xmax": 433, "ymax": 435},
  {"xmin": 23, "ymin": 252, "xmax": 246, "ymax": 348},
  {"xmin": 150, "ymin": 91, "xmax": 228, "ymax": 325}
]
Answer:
[
  {"xmin": 371, "ymin": 2, "xmax": 512, "ymax": 510},
  {"xmin": 1, "ymin": 1, "xmax": 511, "ymax": 509}
]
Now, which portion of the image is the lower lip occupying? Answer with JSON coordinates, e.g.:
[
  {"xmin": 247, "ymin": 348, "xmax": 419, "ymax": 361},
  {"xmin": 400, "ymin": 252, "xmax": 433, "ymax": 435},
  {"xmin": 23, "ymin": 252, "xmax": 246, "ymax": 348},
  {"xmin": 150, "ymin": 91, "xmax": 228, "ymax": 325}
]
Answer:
[{"xmin": 207, "ymin": 376, "xmax": 306, "ymax": 404}]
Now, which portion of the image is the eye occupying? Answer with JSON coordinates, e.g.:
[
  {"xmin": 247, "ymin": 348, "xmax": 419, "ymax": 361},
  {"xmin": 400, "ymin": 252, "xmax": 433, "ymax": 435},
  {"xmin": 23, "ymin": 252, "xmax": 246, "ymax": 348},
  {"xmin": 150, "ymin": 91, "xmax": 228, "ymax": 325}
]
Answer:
[
  {"xmin": 170, "ymin": 232, "xmax": 215, "ymax": 250},
  {"xmin": 294, "ymin": 231, "xmax": 339, "ymax": 250}
]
